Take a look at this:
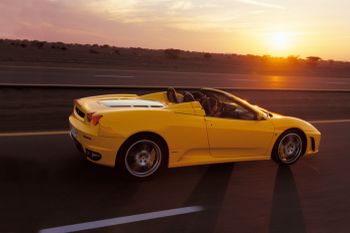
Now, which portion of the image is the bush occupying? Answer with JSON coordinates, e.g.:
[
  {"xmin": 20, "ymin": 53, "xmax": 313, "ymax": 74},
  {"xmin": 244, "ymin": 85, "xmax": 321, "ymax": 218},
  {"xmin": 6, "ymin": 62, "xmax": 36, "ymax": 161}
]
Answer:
[
  {"xmin": 164, "ymin": 49, "xmax": 181, "ymax": 59},
  {"xmin": 89, "ymin": 49, "xmax": 99, "ymax": 54},
  {"xmin": 203, "ymin": 53, "xmax": 212, "ymax": 59},
  {"xmin": 31, "ymin": 40, "xmax": 46, "ymax": 49}
]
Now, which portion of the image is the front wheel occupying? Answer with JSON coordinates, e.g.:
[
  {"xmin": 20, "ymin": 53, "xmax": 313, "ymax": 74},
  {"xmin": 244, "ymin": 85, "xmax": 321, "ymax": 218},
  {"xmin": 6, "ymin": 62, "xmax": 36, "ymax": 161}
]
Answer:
[
  {"xmin": 116, "ymin": 135, "xmax": 166, "ymax": 179},
  {"xmin": 272, "ymin": 130, "xmax": 305, "ymax": 165}
]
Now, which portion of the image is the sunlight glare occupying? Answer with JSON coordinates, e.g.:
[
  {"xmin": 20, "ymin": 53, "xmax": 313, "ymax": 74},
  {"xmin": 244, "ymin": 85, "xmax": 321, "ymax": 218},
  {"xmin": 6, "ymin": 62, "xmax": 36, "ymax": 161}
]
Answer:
[{"xmin": 270, "ymin": 32, "xmax": 289, "ymax": 50}]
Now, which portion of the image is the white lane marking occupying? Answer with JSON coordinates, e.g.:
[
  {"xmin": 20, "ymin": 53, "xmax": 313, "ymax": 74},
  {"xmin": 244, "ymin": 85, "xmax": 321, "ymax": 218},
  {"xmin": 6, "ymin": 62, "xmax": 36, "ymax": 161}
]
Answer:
[
  {"xmin": 94, "ymin": 74, "xmax": 135, "ymax": 78},
  {"xmin": 0, "ymin": 131, "xmax": 69, "ymax": 137},
  {"xmin": 309, "ymin": 119, "xmax": 350, "ymax": 124},
  {"xmin": 38, "ymin": 206, "xmax": 204, "ymax": 233},
  {"xmin": 229, "ymin": 78, "xmax": 260, "ymax": 82},
  {"xmin": 327, "ymin": 81, "xmax": 348, "ymax": 85}
]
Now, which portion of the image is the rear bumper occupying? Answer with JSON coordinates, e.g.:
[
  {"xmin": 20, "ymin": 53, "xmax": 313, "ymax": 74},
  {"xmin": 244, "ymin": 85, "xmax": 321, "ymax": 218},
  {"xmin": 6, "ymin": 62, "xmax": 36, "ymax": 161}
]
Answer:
[
  {"xmin": 69, "ymin": 115, "xmax": 124, "ymax": 167},
  {"xmin": 70, "ymin": 132, "xmax": 84, "ymax": 153}
]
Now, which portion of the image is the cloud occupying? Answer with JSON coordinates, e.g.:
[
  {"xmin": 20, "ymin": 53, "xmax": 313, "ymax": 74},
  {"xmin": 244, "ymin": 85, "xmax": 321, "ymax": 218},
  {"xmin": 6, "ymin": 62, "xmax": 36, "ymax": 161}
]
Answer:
[
  {"xmin": 0, "ymin": 0, "xmax": 284, "ymax": 38},
  {"xmin": 236, "ymin": 0, "xmax": 285, "ymax": 9},
  {"xmin": 170, "ymin": 1, "xmax": 193, "ymax": 10},
  {"xmin": 0, "ymin": 0, "xmax": 286, "ymax": 53}
]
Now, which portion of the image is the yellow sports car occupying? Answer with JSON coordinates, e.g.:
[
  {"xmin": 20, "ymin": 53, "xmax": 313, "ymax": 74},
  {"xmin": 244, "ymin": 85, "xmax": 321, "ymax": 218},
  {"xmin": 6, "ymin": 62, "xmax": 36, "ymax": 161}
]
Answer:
[{"xmin": 69, "ymin": 88, "xmax": 321, "ymax": 179}]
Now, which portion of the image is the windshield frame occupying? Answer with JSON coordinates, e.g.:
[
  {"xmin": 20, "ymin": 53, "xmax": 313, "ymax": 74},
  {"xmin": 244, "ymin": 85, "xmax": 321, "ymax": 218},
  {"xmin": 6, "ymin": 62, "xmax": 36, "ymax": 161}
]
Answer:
[{"xmin": 199, "ymin": 88, "xmax": 268, "ymax": 120}]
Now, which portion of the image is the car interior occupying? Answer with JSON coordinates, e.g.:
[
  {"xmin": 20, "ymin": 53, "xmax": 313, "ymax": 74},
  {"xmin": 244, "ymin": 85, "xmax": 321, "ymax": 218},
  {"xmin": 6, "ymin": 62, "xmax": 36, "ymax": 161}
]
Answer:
[{"xmin": 166, "ymin": 87, "xmax": 257, "ymax": 120}]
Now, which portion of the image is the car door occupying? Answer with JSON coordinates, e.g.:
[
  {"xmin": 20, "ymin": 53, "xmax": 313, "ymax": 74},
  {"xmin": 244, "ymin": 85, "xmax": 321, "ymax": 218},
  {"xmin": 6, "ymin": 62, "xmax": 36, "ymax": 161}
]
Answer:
[
  {"xmin": 165, "ymin": 101, "xmax": 211, "ymax": 165},
  {"xmin": 205, "ymin": 103, "xmax": 274, "ymax": 159}
]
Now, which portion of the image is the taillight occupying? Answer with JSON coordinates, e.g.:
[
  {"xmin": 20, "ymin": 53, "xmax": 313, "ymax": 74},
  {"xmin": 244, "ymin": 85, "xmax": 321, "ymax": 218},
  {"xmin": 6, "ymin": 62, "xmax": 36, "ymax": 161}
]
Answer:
[
  {"xmin": 87, "ymin": 112, "xmax": 95, "ymax": 122},
  {"xmin": 87, "ymin": 112, "xmax": 103, "ymax": 125},
  {"xmin": 92, "ymin": 115, "xmax": 103, "ymax": 125}
]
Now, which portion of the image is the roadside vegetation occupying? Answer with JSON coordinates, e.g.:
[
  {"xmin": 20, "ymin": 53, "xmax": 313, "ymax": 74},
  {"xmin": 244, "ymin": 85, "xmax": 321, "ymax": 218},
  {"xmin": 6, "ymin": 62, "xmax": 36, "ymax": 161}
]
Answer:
[{"xmin": 1, "ymin": 38, "xmax": 349, "ymax": 77}]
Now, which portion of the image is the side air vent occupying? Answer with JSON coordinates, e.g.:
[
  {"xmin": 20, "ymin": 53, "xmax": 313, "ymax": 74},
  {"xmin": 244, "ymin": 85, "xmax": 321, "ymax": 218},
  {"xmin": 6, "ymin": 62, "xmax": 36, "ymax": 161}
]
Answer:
[
  {"xmin": 99, "ymin": 99, "xmax": 164, "ymax": 108},
  {"xmin": 109, "ymin": 105, "xmax": 132, "ymax": 108},
  {"xmin": 134, "ymin": 105, "xmax": 149, "ymax": 108},
  {"xmin": 311, "ymin": 137, "xmax": 315, "ymax": 151},
  {"xmin": 75, "ymin": 106, "xmax": 85, "ymax": 118},
  {"xmin": 151, "ymin": 105, "xmax": 163, "ymax": 108}
]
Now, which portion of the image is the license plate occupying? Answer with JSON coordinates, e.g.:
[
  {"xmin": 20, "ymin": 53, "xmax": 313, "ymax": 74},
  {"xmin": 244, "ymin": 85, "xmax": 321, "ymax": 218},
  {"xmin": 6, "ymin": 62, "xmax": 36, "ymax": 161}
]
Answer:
[{"xmin": 70, "ymin": 127, "xmax": 78, "ymax": 138}]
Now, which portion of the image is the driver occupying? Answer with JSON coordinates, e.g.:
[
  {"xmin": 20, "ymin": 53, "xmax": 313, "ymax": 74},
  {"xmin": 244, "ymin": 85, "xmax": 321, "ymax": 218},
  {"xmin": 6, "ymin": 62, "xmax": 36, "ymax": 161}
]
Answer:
[{"xmin": 208, "ymin": 98, "xmax": 222, "ymax": 117}]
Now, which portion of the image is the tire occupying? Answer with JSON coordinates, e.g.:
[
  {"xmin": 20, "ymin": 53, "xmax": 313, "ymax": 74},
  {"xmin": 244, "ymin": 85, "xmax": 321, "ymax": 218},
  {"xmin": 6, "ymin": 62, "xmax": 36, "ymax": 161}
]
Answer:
[
  {"xmin": 116, "ymin": 135, "xmax": 167, "ymax": 179},
  {"xmin": 272, "ymin": 130, "xmax": 305, "ymax": 165}
]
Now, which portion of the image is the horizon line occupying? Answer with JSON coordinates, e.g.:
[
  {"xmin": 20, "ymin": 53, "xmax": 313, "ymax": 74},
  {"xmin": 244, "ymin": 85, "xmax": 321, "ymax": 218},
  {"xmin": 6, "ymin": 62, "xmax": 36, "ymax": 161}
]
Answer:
[{"xmin": 1, "ymin": 37, "xmax": 349, "ymax": 63}]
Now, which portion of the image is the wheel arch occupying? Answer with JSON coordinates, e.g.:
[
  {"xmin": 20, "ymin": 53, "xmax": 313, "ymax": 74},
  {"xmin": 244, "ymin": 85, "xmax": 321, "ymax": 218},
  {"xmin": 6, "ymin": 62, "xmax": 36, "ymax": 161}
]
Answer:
[
  {"xmin": 288, "ymin": 127, "xmax": 307, "ymax": 155},
  {"xmin": 115, "ymin": 131, "xmax": 169, "ymax": 167},
  {"xmin": 273, "ymin": 127, "xmax": 307, "ymax": 159}
]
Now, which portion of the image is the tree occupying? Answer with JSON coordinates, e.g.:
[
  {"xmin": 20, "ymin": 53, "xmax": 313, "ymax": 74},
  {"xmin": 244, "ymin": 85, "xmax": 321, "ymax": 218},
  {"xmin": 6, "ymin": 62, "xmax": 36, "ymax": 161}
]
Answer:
[
  {"xmin": 306, "ymin": 56, "xmax": 321, "ymax": 67},
  {"xmin": 261, "ymin": 54, "xmax": 271, "ymax": 63},
  {"xmin": 287, "ymin": 55, "xmax": 300, "ymax": 64}
]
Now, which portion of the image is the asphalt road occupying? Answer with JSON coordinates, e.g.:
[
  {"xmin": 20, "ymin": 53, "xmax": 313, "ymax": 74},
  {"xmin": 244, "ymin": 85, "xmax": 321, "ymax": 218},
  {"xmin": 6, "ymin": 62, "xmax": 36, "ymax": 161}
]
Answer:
[
  {"xmin": 1, "ymin": 64, "xmax": 350, "ymax": 90},
  {"xmin": 1, "ymin": 64, "xmax": 350, "ymax": 233},
  {"xmin": 0, "ymin": 122, "xmax": 349, "ymax": 233}
]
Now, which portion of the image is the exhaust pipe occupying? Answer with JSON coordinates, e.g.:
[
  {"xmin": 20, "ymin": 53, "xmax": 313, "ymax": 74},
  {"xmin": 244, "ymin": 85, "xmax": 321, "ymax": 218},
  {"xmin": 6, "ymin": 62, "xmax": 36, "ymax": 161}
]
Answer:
[{"xmin": 85, "ymin": 149, "xmax": 102, "ymax": 161}]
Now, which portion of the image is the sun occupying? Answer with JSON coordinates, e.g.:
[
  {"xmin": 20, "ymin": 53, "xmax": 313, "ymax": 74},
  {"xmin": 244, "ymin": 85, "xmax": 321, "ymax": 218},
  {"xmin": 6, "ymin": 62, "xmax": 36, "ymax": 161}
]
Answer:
[
  {"xmin": 272, "ymin": 33, "xmax": 288, "ymax": 49},
  {"xmin": 267, "ymin": 32, "xmax": 291, "ymax": 51}
]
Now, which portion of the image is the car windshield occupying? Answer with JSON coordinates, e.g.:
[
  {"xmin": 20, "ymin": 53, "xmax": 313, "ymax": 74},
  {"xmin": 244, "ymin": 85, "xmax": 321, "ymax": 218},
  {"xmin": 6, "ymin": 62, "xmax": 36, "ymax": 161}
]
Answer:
[{"xmin": 186, "ymin": 88, "xmax": 263, "ymax": 120}]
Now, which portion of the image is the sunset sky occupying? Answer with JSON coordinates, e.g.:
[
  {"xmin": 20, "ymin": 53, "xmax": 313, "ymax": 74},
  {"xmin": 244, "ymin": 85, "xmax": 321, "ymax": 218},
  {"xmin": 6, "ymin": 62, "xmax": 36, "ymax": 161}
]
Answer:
[{"xmin": 1, "ymin": 0, "xmax": 350, "ymax": 61}]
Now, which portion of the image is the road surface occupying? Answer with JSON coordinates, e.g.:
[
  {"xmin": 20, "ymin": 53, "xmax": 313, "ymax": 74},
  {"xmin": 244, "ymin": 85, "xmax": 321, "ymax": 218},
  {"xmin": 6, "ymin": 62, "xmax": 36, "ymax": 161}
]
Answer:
[
  {"xmin": 1, "ymin": 64, "xmax": 350, "ymax": 233},
  {"xmin": 1, "ymin": 64, "xmax": 350, "ymax": 90},
  {"xmin": 0, "ymin": 122, "xmax": 349, "ymax": 233}
]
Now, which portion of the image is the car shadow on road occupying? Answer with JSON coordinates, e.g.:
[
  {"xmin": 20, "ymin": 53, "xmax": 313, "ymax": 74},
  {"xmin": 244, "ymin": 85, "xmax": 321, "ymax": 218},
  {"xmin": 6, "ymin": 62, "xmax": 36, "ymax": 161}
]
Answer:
[
  {"xmin": 163, "ymin": 163, "xmax": 234, "ymax": 233},
  {"xmin": 269, "ymin": 165, "xmax": 305, "ymax": 233}
]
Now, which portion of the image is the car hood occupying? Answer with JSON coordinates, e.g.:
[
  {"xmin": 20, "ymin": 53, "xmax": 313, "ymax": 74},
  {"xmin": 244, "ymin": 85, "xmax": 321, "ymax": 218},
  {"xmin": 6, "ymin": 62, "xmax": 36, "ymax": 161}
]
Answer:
[
  {"xmin": 251, "ymin": 105, "xmax": 320, "ymax": 134},
  {"xmin": 269, "ymin": 114, "xmax": 321, "ymax": 134}
]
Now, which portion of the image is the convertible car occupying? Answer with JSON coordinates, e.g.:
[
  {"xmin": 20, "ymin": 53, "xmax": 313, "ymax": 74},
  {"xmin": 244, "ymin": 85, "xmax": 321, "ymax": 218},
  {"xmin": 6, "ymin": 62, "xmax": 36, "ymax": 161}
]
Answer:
[{"xmin": 69, "ymin": 88, "xmax": 321, "ymax": 179}]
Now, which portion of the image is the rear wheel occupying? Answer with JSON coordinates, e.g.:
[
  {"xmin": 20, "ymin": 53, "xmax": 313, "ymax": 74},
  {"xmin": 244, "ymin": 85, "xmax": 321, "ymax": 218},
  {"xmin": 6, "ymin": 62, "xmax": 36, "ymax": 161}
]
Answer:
[
  {"xmin": 116, "ymin": 135, "xmax": 167, "ymax": 179},
  {"xmin": 272, "ymin": 130, "xmax": 305, "ymax": 165}
]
